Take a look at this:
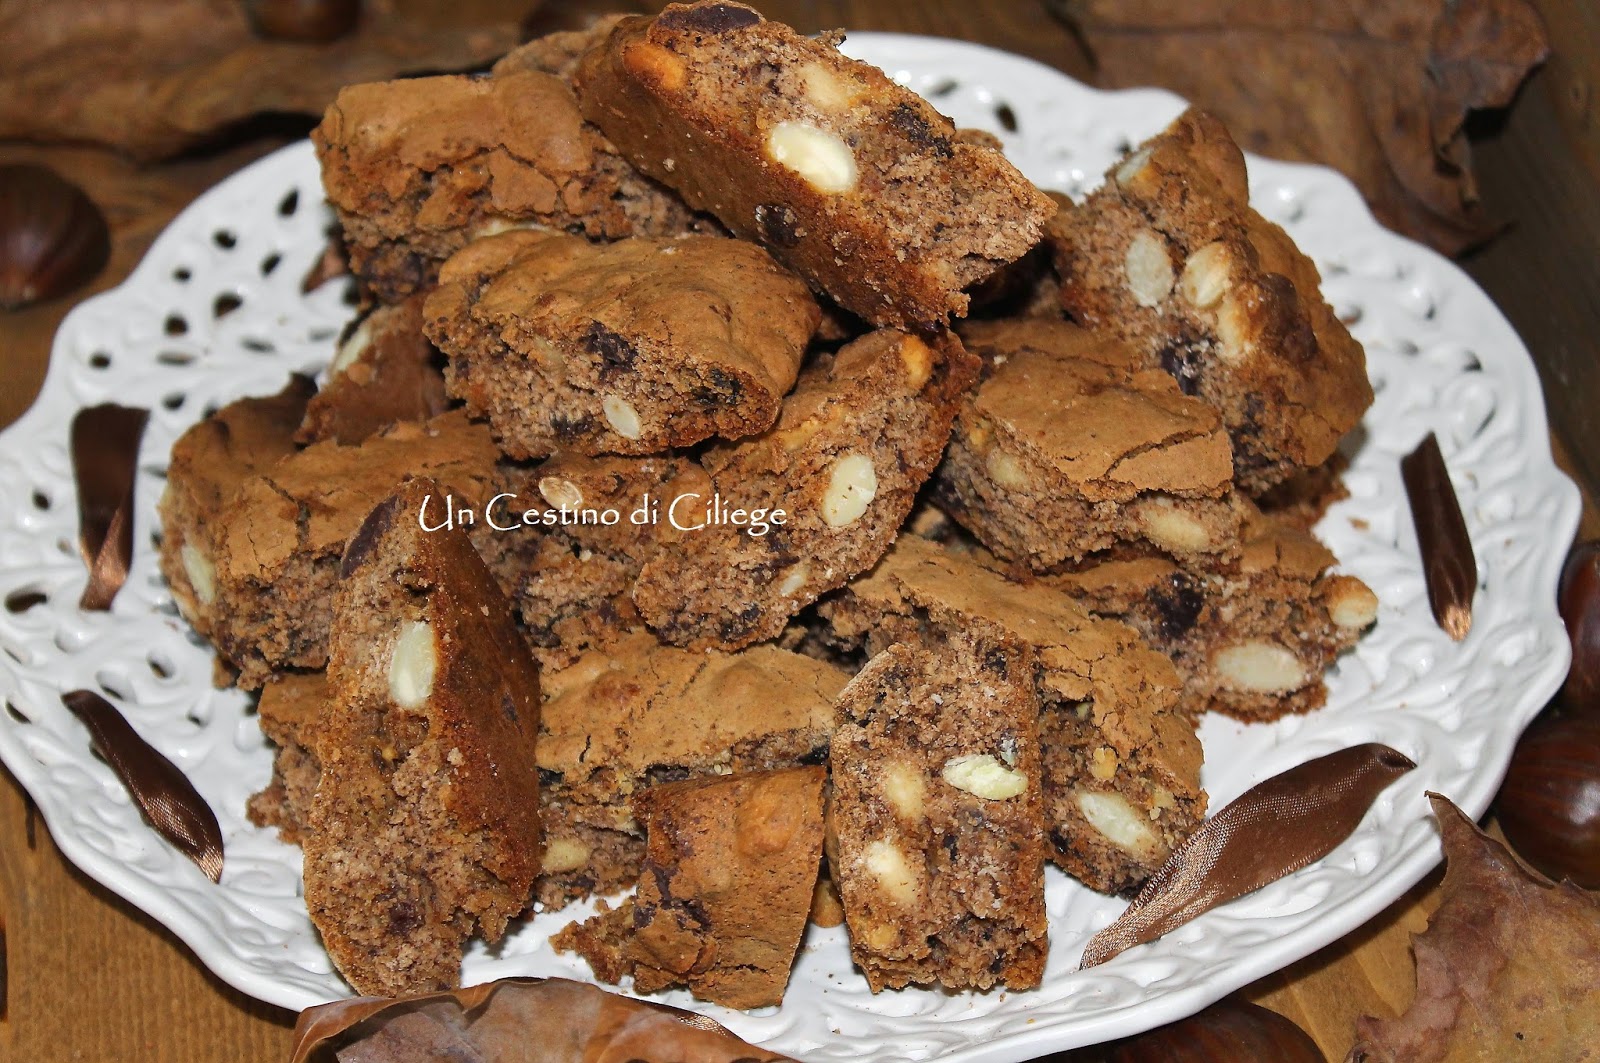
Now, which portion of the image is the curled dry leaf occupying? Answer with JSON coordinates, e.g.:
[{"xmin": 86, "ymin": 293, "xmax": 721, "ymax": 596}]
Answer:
[
  {"xmin": 1347, "ymin": 793, "xmax": 1600, "ymax": 1063},
  {"xmin": 0, "ymin": 0, "xmax": 521, "ymax": 162},
  {"xmin": 290, "ymin": 976, "xmax": 796, "ymax": 1063},
  {"xmin": 1051, "ymin": 0, "xmax": 1550, "ymax": 255}
]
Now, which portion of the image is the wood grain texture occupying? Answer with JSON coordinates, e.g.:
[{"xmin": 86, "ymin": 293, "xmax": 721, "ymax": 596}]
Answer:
[{"xmin": 0, "ymin": 1, "xmax": 1591, "ymax": 1061}]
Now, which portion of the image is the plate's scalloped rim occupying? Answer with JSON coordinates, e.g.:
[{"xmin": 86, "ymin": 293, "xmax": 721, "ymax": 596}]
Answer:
[{"xmin": 0, "ymin": 33, "xmax": 1579, "ymax": 1061}]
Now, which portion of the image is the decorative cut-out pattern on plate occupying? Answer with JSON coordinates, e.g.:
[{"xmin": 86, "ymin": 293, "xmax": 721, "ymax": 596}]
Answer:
[{"xmin": 0, "ymin": 35, "xmax": 1578, "ymax": 1062}]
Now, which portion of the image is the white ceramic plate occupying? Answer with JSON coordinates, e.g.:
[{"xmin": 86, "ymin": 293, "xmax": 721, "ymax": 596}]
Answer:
[{"xmin": 0, "ymin": 34, "xmax": 1578, "ymax": 1062}]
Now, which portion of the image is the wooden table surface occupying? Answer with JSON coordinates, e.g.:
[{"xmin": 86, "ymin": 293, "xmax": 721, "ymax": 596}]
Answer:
[{"xmin": 2, "ymin": 1, "xmax": 1596, "ymax": 1061}]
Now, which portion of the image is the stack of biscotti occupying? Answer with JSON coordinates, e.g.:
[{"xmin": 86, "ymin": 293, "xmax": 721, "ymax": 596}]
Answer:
[
  {"xmin": 150, "ymin": 0, "xmax": 1385, "ymax": 1010},
  {"xmin": 929, "ymin": 105, "xmax": 1380, "ymax": 723}
]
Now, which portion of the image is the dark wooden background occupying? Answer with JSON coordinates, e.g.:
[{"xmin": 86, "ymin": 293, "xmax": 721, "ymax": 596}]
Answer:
[{"xmin": 1, "ymin": 1, "xmax": 1596, "ymax": 1060}]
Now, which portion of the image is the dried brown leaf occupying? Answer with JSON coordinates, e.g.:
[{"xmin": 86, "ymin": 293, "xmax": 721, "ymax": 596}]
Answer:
[
  {"xmin": 1347, "ymin": 794, "xmax": 1600, "ymax": 1062},
  {"xmin": 289, "ymin": 976, "xmax": 797, "ymax": 1063},
  {"xmin": 1053, "ymin": 0, "xmax": 1549, "ymax": 255},
  {"xmin": 0, "ymin": 0, "xmax": 521, "ymax": 161}
]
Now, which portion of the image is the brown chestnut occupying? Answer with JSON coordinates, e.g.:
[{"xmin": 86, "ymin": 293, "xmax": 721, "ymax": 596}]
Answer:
[
  {"xmin": 1559, "ymin": 540, "xmax": 1600, "ymax": 714},
  {"xmin": 0, "ymin": 164, "xmax": 111, "ymax": 311},
  {"xmin": 1096, "ymin": 999, "xmax": 1325, "ymax": 1062},
  {"xmin": 1495, "ymin": 712, "xmax": 1600, "ymax": 888},
  {"xmin": 245, "ymin": 0, "xmax": 360, "ymax": 43}
]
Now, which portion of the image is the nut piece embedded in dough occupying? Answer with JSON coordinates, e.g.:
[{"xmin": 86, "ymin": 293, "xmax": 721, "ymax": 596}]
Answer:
[
  {"xmin": 624, "ymin": 40, "xmax": 687, "ymax": 92},
  {"xmin": 898, "ymin": 334, "xmax": 934, "ymax": 389},
  {"xmin": 1326, "ymin": 576, "xmax": 1379, "ymax": 630},
  {"xmin": 1214, "ymin": 641, "xmax": 1308, "ymax": 693},
  {"xmin": 1089, "ymin": 745, "xmax": 1119, "ymax": 783},
  {"xmin": 1114, "ymin": 145, "xmax": 1155, "ymax": 190},
  {"xmin": 1124, "ymin": 230, "xmax": 1174, "ymax": 308},
  {"xmin": 1139, "ymin": 499, "xmax": 1213, "ymax": 554},
  {"xmin": 180, "ymin": 541, "xmax": 217, "ymax": 608},
  {"xmin": 388, "ymin": 619, "xmax": 437, "ymax": 709},
  {"xmin": 766, "ymin": 121, "xmax": 858, "ymax": 194},
  {"xmin": 799, "ymin": 61, "xmax": 860, "ymax": 111},
  {"xmin": 601, "ymin": 395, "xmax": 642, "ymax": 440},
  {"xmin": 1178, "ymin": 242, "xmax": 1232, "ymax": 310},
  {"xmin": 541, "ymin": 837, "xmax": 591, "ymax": 874},
  {"xmin": 862, "ymin": 838, "xmax": 920, "ymax": 906},
  {"xmin": 880, "ymin": 761, "xmax": 926, "ymax": 819},
  {"xmin": 985, "ymin": 448, "xmax": 1028, "ymax": 489},
  {"xmin": 1075, "ymin": 790, "xmax": 1163, "ymax": 860},
  {"xmin": 941, "ymin": 753, "xmax": 1028, "ymax": 800},
  {"xmin": 821, "ymin": 452, "xmax": 878, "ymax": 527},
  {"xmin": 778, "ymin": 562, "xmax": 810, "ymax": 597},
  {"xmin": 538, "ymin": 476, "xmax": 584, "ymax": 511}
]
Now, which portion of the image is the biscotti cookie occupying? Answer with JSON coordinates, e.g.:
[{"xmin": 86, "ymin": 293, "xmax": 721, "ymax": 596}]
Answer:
[
  {"xmin": 515, "ymin": 451, "xmax": 710, "ymax": 667},
  {"xmin": 574, "ymin": 2, "xmax": 1055, "ymax": 328},
  {"xmin": 554, "ymin": 766, "xmax": 825, "ymax": 1009},
  {"xmin": 1053, "ymin": 108, "xmax": 1371, "ymax": 492},
  {"xmin": 631, "ymin": 327, "xmax": 978, "ymax": 650},
  {"xmin": 938, "ymin": 318, "xmax": 1242, "ymax": 568},
  {"xmin": 536, "ymin": 633, "xmax": 843, "ymax": 906},
  {"xmin": 302, "ymin": 478, "xmax": 543, "ymax": 996},
  {"xmin": 830, "ymin": 638, "xmax": 1047, "ymax": 991},
  {"xmin": 201, "ymin": 409, "xmax": 518, "ymax": 688},
  {"xmin": 819, "ymin": 534, "xmax": 1205, "ymax": 893},
  {"xmin": 245, "ymin": 671, "xmax": 328, "ymax": 844},
  {"xmin": 1049, "ymin": 501, "xmax": 1378, "ymax": 722},
  {"xmin": 313, "ymin": 66, "xmax": 697, "ymax": 302},
  {"xmin": 491, "ymin": 16, "xmax": 630, "ymax": 79},
  {"xmin": 296, "ymin": 293, "xmax": 449, "ymax": 446},
  {"xmin": 424, "ymin": 229, "xmax": 819, "ymax": 458},
  {"xmin": 158, "ymin": 376, "xmax": 314, "ymax": 649}
]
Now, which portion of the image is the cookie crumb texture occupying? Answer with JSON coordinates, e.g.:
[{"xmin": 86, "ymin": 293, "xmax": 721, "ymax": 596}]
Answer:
[
  {"xmin": 830, "ymin": 638, "xmax": 1048, "ymax": 991},
  {"xmin": 536, "ymin": 633, "xmax": 843, "ymax": 907},
  {"xmin": 821, "ymin": 534, "xmax": 1207, "ymax": 894},
  {"xmin": 1052, "ymin": 108, "xmax": 1371, "ymax": 493},
  {"xmin": 302, "ymin": 478, "xmax": 543, "ymax": 997},
  {"xmin": 574, "ymin": 1, "xmax": 1055, "ymax": 328},
  {"xmin": 632, "ymin": 327, "xmax": 977, "ymax": 650},
  {"xmin": 171, "ymin": 409, "xmax": 516, "ymax": 689},
  {"xmin": 313, "ymin": 66, "xmax": 697, "ymax": 302},
  {"xmin": 425, "ymin": 229, "xmax": 819, "ymax": 458},
  {"xmin": 941, "ymin": 317, "xmax": 1242, "ymax": 569},
  {"xmin": 555, "ymin": 766, "xmax": 826, "ymax": 1009}
]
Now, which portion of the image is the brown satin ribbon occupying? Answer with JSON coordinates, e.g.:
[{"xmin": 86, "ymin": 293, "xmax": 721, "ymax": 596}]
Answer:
[
  {"xmin": 71, "ymin": 403, "xmax": 149, "ymax": 611},
  {"xmin": 60, "ymin": 690, "xmax": 224, "ymax": 883},
  {"xmin": 1081, "ymin": 743, "xmax": 1415, "ymax": 968}
]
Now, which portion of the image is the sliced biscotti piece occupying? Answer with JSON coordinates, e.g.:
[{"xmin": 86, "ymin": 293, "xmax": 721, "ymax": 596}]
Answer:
[
  {"xmin": 245, "ymin": 671, "xmax": 328, "ymax": 844},
  {"xmin": 158, "ymin": 376, "xmax": 314, "ymax": 648},
  {"xmin": 204, "ymin": 410, "xmax": 517, "ymax": 688},
  {"xmin": 574, "ymin": 2, "xmax": 1055, "ymax": 328},
  {"xmin": 1053, "ymin": 108, "xmax": 1371, "ymax": 492},
  {"xmin": 302, "ymin": 478, "xmax": 543, "ymax": 996},
  {"xmin": 313, "ymin": 66, "xmax": 697, "ymax": 302},
  {"xmin": 939, "ymin": 318, "xmax": 1241, "ymax": 568},
  {"xmin": 536, "ymin": 633, "xmax": 843, "ymax": 907},
  {"xmin": 424, "ymin": 229, "xmax": 819, "ymax": 458},
  {"xmin": 514, "ymin": 452, "xmax": 709, "ymax": 667},
  {"xmin": 830, "ymin": 638, "xmax": 1047, "ymax": 991},
  {"xmin": 1049, "ymin": 502, "xmax": 1378, "ymax": 723},
  {"xmin": 492, "ymin": 16, "xmax": 630, "ymax": 78},
  {"xmin": 297, "ymin": 293, "xmax": 449, "ymax": 446},
  {"xmin": 632, "ymin": 328, "xmax": 977, "ymax": 650},
  {"xmin": 555, "ymin": 766, "xmax": 826, "ymax": 1009},
  {"xmin": 819, "ymin": 534, "xmax": 1205, "ymax": 894}
]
